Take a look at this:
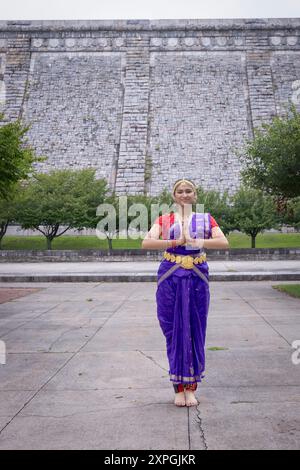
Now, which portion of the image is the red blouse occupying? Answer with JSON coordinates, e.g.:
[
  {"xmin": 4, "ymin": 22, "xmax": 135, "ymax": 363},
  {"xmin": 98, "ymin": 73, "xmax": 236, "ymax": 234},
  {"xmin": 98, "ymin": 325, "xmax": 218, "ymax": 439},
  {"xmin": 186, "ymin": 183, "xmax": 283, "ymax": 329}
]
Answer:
[{"xmin": 155, "ymin": 213, "xmax": 219, "ymax": 229}]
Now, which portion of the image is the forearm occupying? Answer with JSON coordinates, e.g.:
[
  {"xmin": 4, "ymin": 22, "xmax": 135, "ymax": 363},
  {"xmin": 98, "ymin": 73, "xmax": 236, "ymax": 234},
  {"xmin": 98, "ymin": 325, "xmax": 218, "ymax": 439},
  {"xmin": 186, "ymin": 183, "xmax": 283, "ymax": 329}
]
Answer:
[
  {"xmin": 141, "ymin": 238, "xmax": 170, "ymax": 250},
  {"xmin": 203, "ymin": 237, "xmax": 229, "ymax": 250}
]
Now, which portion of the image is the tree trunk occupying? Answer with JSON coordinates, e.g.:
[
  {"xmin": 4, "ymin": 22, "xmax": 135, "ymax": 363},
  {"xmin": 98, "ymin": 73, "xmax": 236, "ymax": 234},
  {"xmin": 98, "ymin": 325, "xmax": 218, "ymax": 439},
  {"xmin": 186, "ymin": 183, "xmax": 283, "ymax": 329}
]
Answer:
[
  {"xmin": 251, "ymin": 234, "xmax": 256, "ymax": 248},
  {"xmin": 46, "ymin": 237, "xmax": 52, "ymax": 250},
  {"xmin": 0, "ymin": 222, "xmax": 9, "ymax": 249},
  {"xmin": 108, "ymin": 237, "xmax": 113, "ymax": 252}
]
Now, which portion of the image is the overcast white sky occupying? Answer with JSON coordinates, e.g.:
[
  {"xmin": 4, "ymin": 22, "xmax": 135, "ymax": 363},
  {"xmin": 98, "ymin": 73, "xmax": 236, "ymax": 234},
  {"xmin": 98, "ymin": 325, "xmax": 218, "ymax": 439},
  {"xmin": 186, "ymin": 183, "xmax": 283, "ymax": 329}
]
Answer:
[{"xmin": 1, "ymin": 0, "xmax": 300, "ymax": 21}]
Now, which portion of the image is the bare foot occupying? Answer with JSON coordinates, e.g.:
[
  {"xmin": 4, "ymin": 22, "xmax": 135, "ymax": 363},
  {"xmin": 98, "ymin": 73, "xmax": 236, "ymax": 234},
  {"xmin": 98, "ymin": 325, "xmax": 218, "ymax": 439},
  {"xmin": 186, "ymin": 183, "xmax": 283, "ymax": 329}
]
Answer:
[
  {"xmin": 185, "ymin": 390, "xmax": 198, "ymax": 407},
  {"xmin": 174, "ymin": 391, "xmax": 186, "ymax": 407}
]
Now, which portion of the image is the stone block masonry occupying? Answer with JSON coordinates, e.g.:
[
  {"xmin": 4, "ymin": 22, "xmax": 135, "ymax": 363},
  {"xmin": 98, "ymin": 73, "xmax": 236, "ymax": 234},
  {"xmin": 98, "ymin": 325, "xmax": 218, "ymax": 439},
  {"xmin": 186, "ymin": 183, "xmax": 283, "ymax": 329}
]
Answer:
[{"xmin": 0, "ymin": 19, "xmax": 299, "ymax": 196}]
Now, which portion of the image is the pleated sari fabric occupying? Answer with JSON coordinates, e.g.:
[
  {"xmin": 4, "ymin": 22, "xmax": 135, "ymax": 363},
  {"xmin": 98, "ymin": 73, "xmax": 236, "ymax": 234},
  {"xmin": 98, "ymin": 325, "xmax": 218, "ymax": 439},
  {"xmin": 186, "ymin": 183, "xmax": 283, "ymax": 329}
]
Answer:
[{"xmin": 156, "ymin": 212, "xmax": 212, "ymax": 386}]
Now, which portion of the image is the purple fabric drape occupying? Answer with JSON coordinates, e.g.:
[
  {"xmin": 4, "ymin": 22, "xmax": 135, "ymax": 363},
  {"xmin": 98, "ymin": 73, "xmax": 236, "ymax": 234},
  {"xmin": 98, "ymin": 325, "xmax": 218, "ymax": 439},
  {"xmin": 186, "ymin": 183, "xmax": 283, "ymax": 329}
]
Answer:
[{"xmin": 155, "ymin": 212, "xmax": 212, "ymax": 385}]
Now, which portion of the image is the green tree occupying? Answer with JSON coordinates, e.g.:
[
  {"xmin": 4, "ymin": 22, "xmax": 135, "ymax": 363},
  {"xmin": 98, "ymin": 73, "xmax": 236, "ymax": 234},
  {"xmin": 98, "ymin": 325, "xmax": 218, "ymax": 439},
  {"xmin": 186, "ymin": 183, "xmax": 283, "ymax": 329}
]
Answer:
[
  {"xmin": 149, "ymin": 188, "xmax": 175, "ymax": 229},
  {"xmin": 231, "ymin": 186, "xmax": 278, "ymax": 248},
  {"xmin": 127, "ymin": 193, "xmax": 158, "ymax": 237},
  {"xmin": 154, "ymin": 187, "xmax": 174, "ymax": 209},
  {"xmin": 0, "ymin": 184, "xmax": 21, "ymax": 249},
  {"xmin": 15, "ymin": 169, "xmax": 108, "ymax": 250},
  {"xmin": 196, "ymin": 186, "xmax": 234, "ymax": 235},
  {"xmin": 237, "ymin": 103, "xmax": 300, "ymax": 200},
  {"xmin": 277, "ymin": 196, "xmax": 300, "ymax": 230},
  {"xmin": 0, "ymin": 114, "xmax": 46, "ymax": 199},
  {"xmin": 95, "ymin": 192, "xmax": 119, "ymax": 252}
]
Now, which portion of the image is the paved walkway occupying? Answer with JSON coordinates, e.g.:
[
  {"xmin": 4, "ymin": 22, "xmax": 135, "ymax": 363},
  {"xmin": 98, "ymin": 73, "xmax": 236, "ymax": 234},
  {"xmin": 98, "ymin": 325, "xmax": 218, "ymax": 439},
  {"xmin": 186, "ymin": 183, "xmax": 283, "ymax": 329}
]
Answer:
[
  {"xmin": 0, "ymin": 260, "xmax": 299, "ymax": 281},
  {"xmin": 0, "ymin": 280, "xmax": 299, "ymax": 449}
]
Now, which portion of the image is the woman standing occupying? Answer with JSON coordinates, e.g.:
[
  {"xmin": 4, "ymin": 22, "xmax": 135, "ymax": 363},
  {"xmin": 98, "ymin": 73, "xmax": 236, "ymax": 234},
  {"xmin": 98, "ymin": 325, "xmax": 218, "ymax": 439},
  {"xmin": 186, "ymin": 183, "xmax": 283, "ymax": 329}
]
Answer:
[{"xmin": 142, "ymin": 179, "xmax": 229, "ymax": 407}]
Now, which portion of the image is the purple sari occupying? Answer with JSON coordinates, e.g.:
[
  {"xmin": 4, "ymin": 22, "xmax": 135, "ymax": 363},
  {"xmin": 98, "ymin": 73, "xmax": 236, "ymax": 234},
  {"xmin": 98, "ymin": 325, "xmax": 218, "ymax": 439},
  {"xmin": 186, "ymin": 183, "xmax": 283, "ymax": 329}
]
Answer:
[{"xmin": 156, "ymin": 212, "xmax": 212, "ymax": 386}]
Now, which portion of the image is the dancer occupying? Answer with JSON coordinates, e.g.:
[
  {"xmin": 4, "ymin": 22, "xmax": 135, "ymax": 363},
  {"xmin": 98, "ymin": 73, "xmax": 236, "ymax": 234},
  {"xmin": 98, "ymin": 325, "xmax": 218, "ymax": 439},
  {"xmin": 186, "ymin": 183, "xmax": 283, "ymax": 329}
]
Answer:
[{"xmin": 142, "ymin": 179, "xmax": 229, "ymax": 406}]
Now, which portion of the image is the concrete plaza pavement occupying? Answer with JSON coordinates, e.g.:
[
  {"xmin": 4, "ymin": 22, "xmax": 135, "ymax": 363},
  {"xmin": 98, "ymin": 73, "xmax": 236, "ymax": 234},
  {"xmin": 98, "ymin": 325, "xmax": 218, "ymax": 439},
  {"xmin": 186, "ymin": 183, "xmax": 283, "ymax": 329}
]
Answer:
[{"xmin": 0, "ymin": 279, "xmax": 299, "ymax": 450}]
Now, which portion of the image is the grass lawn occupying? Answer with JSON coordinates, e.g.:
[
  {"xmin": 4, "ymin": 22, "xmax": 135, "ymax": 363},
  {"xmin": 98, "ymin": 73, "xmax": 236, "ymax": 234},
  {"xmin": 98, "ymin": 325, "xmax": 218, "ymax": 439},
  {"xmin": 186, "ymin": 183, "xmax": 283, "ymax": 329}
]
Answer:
[
  {"xmin": 272, "ymin": 284, "xmax": 300, "ymax": 299},
  {"xmin": 0, "ymin": 232, "xmax": 299, "ymax": 250},
  {"xmin": 227, "ymin": 232, "xmax": 300, "ymax": 249},
  {"xmin": 1, "ymin": 235, "xmax": 138, "ymax": 250}
]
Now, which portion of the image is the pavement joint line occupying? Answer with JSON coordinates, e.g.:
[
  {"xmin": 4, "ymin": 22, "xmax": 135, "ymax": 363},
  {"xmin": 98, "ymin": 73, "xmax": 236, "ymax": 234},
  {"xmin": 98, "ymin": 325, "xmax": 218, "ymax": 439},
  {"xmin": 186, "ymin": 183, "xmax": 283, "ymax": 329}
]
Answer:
[
  {"xmin": 0, "ymin": 290, "xmax": 134, "ymax": 437},
  {"xmin": 10, "ymin": 402, "xmax": 176, "ymax": 420},
  {"xmin": 0, "ymin": 352, "xmax": 75, "ymax": 436},
  {"xmin": 0, "ymin": 289, "xmax": 120, "ymax": 341},
  {"xmin": 46, "ymin": 321, "xmax": 95, "ymax": 353},
  {"xmin": 0, "ymin": 301, "xmax": 64, "ymax": 340},
  {"xmin": 187, "ymin": 408, "xmax": 191, "ymax": 450},
  {"xmin": 232, "ymin": 287, "xmax": 294, "ymax": 347}
]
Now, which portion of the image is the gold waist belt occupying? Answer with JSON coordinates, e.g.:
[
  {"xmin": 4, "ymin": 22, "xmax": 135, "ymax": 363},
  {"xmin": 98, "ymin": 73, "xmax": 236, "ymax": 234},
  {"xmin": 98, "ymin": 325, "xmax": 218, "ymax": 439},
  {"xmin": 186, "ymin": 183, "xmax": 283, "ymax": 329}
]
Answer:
[{"xmin": 163, "ymin": 251, "xmax": 206, "ymax": 269}]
